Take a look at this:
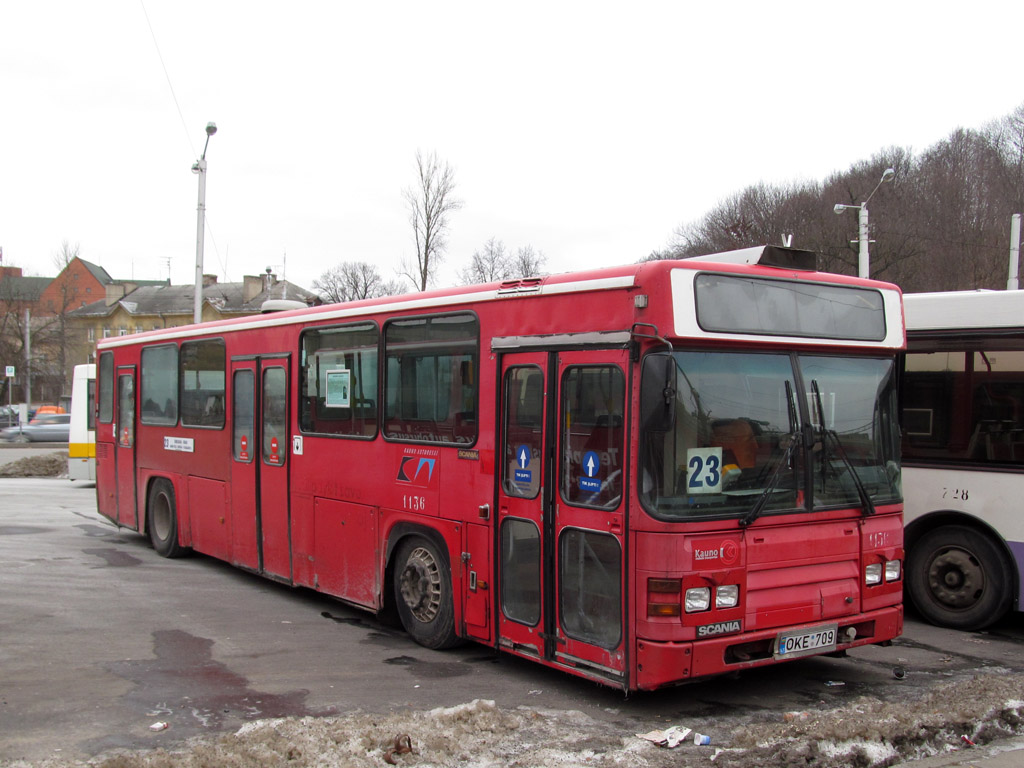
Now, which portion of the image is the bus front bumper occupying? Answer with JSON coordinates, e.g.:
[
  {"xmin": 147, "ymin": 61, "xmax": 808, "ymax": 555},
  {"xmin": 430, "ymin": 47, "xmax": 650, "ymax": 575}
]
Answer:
[{"xmin": 634, "ymin": 604, "xmax": 903, "ymax": 691}]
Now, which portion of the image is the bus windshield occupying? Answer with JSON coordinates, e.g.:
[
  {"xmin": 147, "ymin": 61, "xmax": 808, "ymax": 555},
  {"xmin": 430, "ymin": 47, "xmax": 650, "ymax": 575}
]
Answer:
[{"xmin": 640, "ymin": 350, "xmax": 901, "ymax": 521}]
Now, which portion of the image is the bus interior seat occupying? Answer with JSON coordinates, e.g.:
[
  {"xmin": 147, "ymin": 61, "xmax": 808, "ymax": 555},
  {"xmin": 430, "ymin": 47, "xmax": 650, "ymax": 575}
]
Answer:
[{"xmin": 204, "ymin": 394, "xmax": 224, "ymax": 420}]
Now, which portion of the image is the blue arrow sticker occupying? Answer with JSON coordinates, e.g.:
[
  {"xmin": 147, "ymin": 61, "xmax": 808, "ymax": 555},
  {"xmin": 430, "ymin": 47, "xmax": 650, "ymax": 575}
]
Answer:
[{"xmin": 517, "ymin": 445, "xmax": 531, "ymax": 469}]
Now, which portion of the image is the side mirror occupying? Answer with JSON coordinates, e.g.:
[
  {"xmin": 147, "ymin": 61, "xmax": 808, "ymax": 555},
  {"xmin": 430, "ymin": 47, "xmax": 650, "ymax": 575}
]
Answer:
[{"xmin": 640, "ymin": 354, "xmax": 676, "ymax": 432}]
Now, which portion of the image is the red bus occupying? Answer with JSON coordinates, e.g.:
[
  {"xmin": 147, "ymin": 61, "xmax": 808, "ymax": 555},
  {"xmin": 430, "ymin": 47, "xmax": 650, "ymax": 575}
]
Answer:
[{"xmin": 94, "ymin": 246, "xmax": 905, "ymax": 691}]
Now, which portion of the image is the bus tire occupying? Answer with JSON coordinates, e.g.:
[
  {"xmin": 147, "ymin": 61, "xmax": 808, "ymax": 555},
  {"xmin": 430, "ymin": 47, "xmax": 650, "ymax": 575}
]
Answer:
[
  {"xmin": 393, "ymin": 536, "xmax": 460, "ymax": 650},
  {"xmin": 907, "ymin": 525, "xmax": 1012, "ymax": 630},
  {"xmin": 147, "ymin": 479, "xmax": 186, "ymax": 558}
]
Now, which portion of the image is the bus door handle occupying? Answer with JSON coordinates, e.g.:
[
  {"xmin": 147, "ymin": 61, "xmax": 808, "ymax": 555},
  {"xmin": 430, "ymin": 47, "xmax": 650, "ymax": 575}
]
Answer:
[{"xmin": 478, "ymin": 503, "xmax": 490, "ymax": 520}]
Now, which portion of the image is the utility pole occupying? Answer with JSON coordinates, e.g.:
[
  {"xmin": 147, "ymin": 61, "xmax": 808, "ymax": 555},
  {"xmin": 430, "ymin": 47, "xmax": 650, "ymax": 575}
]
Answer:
[
  {"xmin": 192, "ymin": 122, "xmax": 218, "ymax": 325},
  {"xmin": 24, "ymin": 308, "xmax": 31, "ymax": 415}
]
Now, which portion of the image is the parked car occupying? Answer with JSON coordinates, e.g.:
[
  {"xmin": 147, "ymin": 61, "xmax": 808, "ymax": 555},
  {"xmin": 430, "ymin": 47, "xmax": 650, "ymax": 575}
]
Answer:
[
  {"xmin": 0, "ymin": 413, "xmax": 71, "ymax": 443},
  {"xmin": 0, "ymin": 405, "xmax": 19, "ymax": 426},
  {"xmin": 33, "ymin": 404, "xmax": 66, "ymax": 417}
]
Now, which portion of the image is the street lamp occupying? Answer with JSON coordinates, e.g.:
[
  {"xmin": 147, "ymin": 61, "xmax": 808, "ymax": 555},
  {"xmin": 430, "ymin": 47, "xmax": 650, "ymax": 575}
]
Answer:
[
  {"xmin": 192, "ymin": 122, "xmax": 218, "ymax": 325},
  {"xmin": 834, "ymin": 167, "xmax": 895, "ymax": 279}
]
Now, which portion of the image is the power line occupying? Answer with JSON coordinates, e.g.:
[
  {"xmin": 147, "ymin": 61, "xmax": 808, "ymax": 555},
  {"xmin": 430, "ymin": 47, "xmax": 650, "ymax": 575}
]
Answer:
[{"xmin": 138, "ymin": 0, "xmax": 196, "ymax": 159}]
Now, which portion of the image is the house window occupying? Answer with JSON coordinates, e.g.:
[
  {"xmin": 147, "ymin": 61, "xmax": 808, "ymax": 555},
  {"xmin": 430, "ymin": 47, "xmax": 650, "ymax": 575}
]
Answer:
[
  {"xmin": 135, "ymin": 326, "xmax": 143, "ymax": 334},
  {"xmin": 87, "ymin": 328, "xmax": 95, "ymax": 342},
  {"xmin": 118, "ymin": 329, "xmax": 128, "ymax": 337},
  {"xmin": 102, "ymin": 328, "xmax": 111, "ymax": 339}
]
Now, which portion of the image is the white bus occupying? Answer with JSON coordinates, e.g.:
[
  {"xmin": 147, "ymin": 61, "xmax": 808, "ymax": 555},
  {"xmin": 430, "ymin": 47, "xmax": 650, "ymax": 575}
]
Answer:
[
  {"xmin": 902, "ymin": 290, "xmax": 1024, "ymax": 629},
  {"xmin": 68, "ymin": 363, "xmax": 96, "ymax": 481}
]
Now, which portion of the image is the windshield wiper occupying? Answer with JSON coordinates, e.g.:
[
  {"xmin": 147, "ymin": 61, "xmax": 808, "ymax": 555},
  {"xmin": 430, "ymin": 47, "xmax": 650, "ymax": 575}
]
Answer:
[
  {"xmin": 810, "ymin": 379, "xmax": 875, "ymax": 517},
  {"xmin": 821, "ymin": 427, "xmax": 876, "ymax": 517},
  {"xmin": 738, "ymin": 433, "xmax": 798, "ymax": 528}
]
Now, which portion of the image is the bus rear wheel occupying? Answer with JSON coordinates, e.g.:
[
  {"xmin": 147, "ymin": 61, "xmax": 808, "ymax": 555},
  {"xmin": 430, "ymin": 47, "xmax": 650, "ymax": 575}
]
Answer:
[
  {"xmin": 393, "ymin": 537, "xmax": 460, "ymax": 650},
  {"xmin": 147, "ymin": 479, "xmax": 186, "ymax": 558},
  {"xmin": 907, "ymin": 525, "xmax": 1011, "ymax": 630}
]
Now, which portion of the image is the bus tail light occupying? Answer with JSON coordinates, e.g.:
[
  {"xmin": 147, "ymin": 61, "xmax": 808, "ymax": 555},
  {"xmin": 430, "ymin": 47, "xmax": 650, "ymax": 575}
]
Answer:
[
  {"xmin": 685, "ymin": 587, "xmax": 711, "ymax": 613},
  {"xmin": 885, "ymin": 559, "xmax": 902, "ymax": 582},
  {"xmin": 647, "ymin": 578, "xmax": 682, "ymax": 618}
]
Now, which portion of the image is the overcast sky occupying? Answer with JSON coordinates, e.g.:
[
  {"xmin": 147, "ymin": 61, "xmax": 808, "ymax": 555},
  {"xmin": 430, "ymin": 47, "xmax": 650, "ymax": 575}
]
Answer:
[{"xmin": 2, "ymin": 1, "xmax": 1023, "ymax": 295}]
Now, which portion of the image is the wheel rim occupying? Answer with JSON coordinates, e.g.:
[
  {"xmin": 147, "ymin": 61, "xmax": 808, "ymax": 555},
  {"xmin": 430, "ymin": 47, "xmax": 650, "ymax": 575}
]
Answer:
[
  {"xmin": 926, "ymin": 545, "xmax": 984, "ymax": 610},
  {"xmin": 398, "ymin": 546, "xmax": 442, "ymax": 623},
  {"xmin": 151, "ymin": 491, "xmax": 172, "ymax": 542}
]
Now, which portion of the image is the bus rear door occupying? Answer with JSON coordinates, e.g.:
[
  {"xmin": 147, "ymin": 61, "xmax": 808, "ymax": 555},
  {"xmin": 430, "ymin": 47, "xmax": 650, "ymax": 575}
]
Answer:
[
  {"xmin": 115, "ymin": 366, "xmax": 137, "ymax": 528},
  {"xmin": 229, "ymin": 355, "xmax": 291, "ymax": 580}
]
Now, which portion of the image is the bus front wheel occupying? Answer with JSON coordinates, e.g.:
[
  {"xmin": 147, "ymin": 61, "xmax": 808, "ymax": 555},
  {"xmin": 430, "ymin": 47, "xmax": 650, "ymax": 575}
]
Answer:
[
  {"xmin": 907, "ymin": 525, "xmax": 1011, "ymax": 631},
  {"xmin": 147, "ymin": 479, "xmax": 186, "ymax": 558},
  {"xmin": 393, "ymin": 537, "xmax": 460, "ymax": 650}
]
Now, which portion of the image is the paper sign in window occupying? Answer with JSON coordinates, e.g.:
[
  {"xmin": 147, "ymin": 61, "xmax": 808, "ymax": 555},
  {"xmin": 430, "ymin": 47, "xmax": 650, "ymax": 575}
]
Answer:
[{"xmin": 325, "ymin": 369, "xmax": 351, "ymax": 408}]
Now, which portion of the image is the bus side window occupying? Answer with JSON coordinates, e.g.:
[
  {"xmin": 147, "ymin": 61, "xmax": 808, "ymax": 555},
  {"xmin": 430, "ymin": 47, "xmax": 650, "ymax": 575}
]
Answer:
[
  {"xmin": 98, "ymin": 352, "xmax": 114, "ymax": 423},
  {"xmin": 383, "ymin": 313, "xmax": 479, "ymax": 445}
]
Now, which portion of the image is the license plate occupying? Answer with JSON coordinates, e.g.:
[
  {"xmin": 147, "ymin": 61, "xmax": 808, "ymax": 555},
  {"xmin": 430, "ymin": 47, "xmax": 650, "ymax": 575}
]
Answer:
[{"xmin": 774, "ymin": 623, "xmax": 838, "ymax": 659}]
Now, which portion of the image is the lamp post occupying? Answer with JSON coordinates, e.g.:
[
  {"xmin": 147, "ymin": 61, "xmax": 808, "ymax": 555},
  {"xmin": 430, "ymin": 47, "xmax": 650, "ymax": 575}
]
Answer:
[
  {"xmin": 834, "ymin": 167, "xmax": 895, "ymax": 279},
  {"xmin": 192, "ymin": 122, "xmax": 218, "ymax": 325}
]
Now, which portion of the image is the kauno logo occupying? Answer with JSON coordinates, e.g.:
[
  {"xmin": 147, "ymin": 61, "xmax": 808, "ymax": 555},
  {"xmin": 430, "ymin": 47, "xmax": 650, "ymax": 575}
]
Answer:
[{"xmin": 693, "ymin": 540, "xmax": 740, "ymax": 566}]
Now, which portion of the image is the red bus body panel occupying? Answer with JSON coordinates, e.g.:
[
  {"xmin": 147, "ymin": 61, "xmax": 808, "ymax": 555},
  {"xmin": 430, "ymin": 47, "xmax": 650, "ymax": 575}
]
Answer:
[{"xmin": 94, "ymin": 256, "xmax": 905, "ymax": 691}]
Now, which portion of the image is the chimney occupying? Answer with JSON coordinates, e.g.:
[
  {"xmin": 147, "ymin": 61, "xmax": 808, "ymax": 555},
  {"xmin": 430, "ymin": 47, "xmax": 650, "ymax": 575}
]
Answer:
[
  {"xmin": 243, "ymin": 275, "xmax": 263, "ymax": 302},
  {"xmin": 202, "ymin": 274, "xmax": 218, "ymax": 287},
  {"xmin": 105, "ymin": 283, "xmax": 126, "ymax": 306}
]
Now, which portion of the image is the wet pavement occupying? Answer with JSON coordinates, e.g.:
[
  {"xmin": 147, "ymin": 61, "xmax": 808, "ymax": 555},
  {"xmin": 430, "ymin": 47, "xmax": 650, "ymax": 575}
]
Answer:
[{"xmin": 1, "ymin": 477, "xmax": 1023, "ymax": 765}]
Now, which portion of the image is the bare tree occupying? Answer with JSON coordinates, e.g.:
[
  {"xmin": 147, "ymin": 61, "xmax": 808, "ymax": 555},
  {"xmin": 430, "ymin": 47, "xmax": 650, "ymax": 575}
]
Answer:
[
  {"xmin": 460, "ymin": 238, "xmax": 508, "ymax": 285},
  {"xmin": 314, "ymin": 262, "xmax": 403, "ymax": 304},
  {"xmin": 460, "ymin": 239, "xmax": 547, "ymax": 285},
  {"xmin": 402, "ymin": 151, "xmax": 462, "ymax": 291},
  {"xmin": 510, "ymin": 244, "xmax": 546, "ymax": 278},
  {"xmin": 51, "ymin": 240, "xmax": 82, "ymax": 394}
]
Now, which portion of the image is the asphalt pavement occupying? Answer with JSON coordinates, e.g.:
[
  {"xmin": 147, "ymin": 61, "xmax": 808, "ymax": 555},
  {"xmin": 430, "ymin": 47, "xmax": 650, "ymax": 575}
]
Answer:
[{"xmin": 2, "ymin": 453, "xmax": 1023, "ymax": 766}]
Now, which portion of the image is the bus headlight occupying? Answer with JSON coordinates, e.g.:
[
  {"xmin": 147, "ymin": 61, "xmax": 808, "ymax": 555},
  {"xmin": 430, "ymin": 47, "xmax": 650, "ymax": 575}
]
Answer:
[
  {"xmin": 685, "ymin": 587, "xmax": 711, "ymax": 613},
  {"xmin": 716, "ymin": 585, "xmax": 739, "ymax": 609},
  {"xmin": 865, "ymin": 563, "xmax": 882, "ymax": 585},
  {"xmin": 885, "ymin": 559, "xmax": 902, "ymax": 582}
]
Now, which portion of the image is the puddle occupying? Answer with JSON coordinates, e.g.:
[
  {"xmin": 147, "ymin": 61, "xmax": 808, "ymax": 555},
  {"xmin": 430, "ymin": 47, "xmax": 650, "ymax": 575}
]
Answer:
[
  {"xmin": 0, "ymin": 525, "xmax": 52, "ymax": 535},
  {"xmin": 83, "ymin": 547, "xmax": 142, "ymax": 567},
  {"xmin": 382, "ymin": 653, "xmax": 473, "ymax": 679},
  {"xmin": 89, "ymin": 629, "xmax": 321, "ymax": 755},
  {"xmin": 75, "ymin": 523, "xmax": 121, "ymax": 538}
]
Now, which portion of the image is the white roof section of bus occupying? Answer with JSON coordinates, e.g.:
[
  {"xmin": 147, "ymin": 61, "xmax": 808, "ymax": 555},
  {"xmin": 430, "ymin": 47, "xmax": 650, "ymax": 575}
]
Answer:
[
  {"xmin": 95, "ymin": 272, "xmax": 638, "ymax": 349},
  {"xmin": 684, "ymin": 245, "xmax": 781, "ymax": 265},
  {"xmin": 904, "ymin": 289, "xmax": 1024, "ymax": 331},
  {"xmin": 670, "ymin": 268, "xmax": 905, "ymax": 348}
]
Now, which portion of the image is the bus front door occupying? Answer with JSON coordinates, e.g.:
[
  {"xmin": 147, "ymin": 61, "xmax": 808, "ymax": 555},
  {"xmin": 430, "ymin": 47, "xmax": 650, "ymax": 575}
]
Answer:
[
  {"xmin": 497, "ymin": 350, "xmax": 628, "ymax": 684},
  {"xmin": 114, "ymin": 366, "xmax": 137, "ymax": 528},
  {"xmin": 229, "ymin": 356, "xmax": 292, "ymax": 580}
]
